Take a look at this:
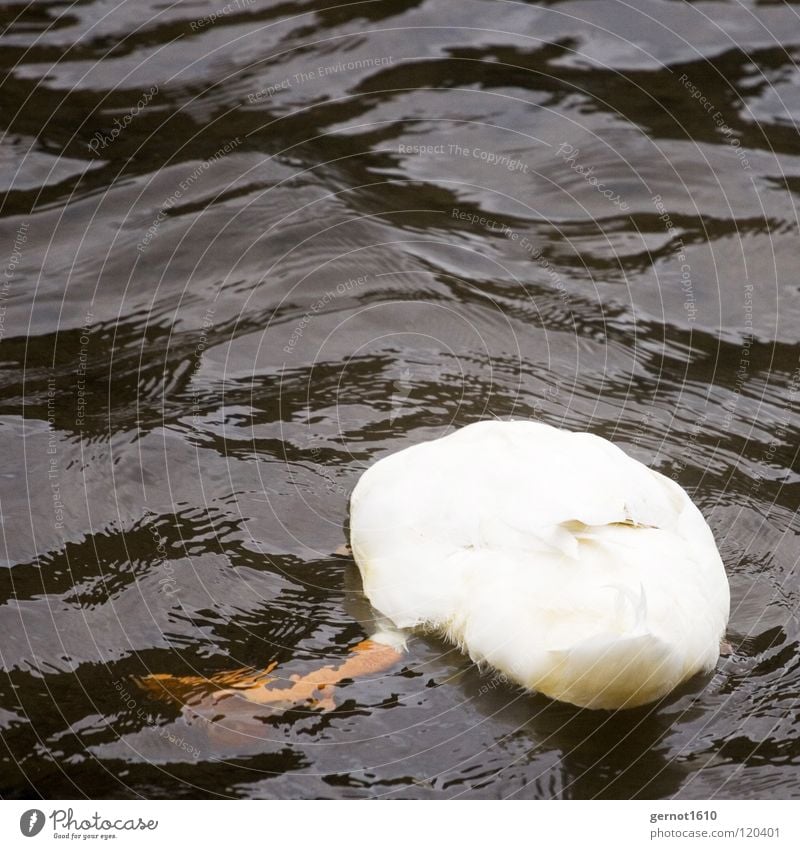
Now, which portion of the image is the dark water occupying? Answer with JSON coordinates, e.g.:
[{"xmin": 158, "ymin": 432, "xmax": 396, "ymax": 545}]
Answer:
[{"xmin": 1, "ymin": 0, "xmax": 799, "ymax": 800}]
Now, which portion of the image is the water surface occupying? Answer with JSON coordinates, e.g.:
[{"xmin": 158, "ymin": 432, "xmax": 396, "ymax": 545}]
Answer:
[{"xmin": 1, "ymin": 0, "xmax": 799, "ymax": 799}]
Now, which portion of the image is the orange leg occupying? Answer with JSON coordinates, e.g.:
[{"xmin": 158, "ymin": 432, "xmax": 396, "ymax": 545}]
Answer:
[
  {"xmin": 137, "ymin": 640, "xmax": 403, "ymax": 712},
  {"xmin": 136, "ymin": 663, "xmax": 277, "ymax": 706}
]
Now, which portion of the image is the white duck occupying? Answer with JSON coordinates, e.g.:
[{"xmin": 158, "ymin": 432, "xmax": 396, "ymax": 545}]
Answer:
[
  {"xmin": 142, "ymin": 420, "xmax": 729, "ymax": 713},
  {"xmin": 349, "ymin": 420, "xmax": 730, "ymax": 710}
]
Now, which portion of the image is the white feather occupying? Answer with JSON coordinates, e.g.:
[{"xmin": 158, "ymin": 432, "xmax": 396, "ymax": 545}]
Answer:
[{"xmin": 349, "ymin": 420, "xmax": 729, "ymax": 709}]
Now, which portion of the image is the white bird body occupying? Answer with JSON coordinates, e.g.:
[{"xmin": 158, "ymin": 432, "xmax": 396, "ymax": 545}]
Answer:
[{"xmin": 349, "ymin": 420, "xmax": 730, "ymax": 709}]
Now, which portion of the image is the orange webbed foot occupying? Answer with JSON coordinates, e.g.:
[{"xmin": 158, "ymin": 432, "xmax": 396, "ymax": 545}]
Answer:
[
  {"xmin": 136, "ymin": 639, "xmax": 403, "ymax": 714},
  {"xmin": 136, "ymin": 662, "xmax": 277, "ymax": 706}
]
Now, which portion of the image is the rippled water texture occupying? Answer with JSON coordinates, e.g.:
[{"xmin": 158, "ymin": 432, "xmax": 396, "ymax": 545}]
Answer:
[{"xmin": 1, "ymin": 0, "xmax": 799, "ymax": 799}]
